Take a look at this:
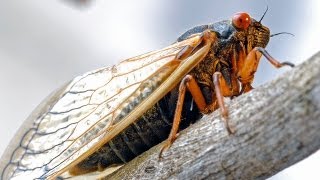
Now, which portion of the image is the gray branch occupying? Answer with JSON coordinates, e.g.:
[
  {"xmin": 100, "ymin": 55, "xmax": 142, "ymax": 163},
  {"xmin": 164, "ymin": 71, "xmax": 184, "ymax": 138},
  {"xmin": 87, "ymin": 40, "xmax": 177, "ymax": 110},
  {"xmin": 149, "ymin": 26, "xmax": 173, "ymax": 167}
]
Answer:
[{"xmin": 103, "ymin": 52, "xmax": 320, "ymax": 180}]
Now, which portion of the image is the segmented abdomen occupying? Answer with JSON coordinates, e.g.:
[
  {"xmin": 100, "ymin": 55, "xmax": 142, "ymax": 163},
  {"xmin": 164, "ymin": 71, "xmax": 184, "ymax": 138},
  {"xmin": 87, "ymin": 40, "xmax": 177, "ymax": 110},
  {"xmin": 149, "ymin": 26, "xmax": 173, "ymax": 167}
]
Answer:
[
  {"xmin": 73, "ymin": 90, "xmax": 201, "ymax": 173},
  {"xmin": 73, "ymin": 102, "xmax": 170, "ymax": 172}
]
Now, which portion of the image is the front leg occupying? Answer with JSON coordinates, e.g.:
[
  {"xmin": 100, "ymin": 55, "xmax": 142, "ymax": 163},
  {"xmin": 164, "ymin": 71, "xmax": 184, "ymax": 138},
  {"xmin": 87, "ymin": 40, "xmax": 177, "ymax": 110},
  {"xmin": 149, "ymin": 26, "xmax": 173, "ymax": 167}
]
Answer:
[{"xmin": 237, "ymin": 47, "xmax": 294, "ymax": 93}]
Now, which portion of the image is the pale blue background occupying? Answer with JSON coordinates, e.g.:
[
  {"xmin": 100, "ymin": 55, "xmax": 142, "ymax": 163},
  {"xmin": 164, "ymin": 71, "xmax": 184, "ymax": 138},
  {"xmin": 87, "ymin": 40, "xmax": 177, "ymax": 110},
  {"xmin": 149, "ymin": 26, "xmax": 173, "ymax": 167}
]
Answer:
[{"xmin": 0, "ymin": 1, "xmax": 319, "ymax": 179}]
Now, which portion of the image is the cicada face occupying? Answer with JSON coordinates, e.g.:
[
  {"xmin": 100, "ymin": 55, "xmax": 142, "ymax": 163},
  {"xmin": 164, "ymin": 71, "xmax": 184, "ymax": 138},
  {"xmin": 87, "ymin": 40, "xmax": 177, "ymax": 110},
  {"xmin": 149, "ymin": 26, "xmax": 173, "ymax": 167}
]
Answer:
[
  {"xmin": 230, "ymin": 12, "xmax": 271, "ymax": 50},
  {"xmin": 248, "ymin": 19, "xmax": 270, "ymax": 48}
]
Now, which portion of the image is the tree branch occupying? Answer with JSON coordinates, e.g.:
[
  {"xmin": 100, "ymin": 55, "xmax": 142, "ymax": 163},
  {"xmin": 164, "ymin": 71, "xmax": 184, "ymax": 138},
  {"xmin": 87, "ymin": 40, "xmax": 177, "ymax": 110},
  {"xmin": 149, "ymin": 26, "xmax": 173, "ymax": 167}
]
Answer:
[{"xmin": 103, "ymin": 52, "xmax": 320, "ymax": 179}]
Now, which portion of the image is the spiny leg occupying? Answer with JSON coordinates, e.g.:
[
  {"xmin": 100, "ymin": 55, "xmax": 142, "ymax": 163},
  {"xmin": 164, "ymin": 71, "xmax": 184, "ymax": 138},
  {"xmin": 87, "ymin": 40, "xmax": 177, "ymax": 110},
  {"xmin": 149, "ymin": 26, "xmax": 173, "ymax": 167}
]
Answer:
[
  {"xmin": 255, "ymin": 47, "xmax": 295, "ymax": 68},
  {"xmin": 213, "ymin": 72, "xmax": 235, "ymax": 134},
  {"xmin": 238, "ymin": 47, "xmax": 294, "ymax": 93}
]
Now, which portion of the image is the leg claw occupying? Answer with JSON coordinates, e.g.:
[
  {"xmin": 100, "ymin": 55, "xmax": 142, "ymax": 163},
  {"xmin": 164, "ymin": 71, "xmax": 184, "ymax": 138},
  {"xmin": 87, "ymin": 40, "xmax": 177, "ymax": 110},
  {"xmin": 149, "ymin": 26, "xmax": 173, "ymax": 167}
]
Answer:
[
  {"xmin": 223, "ymin": 116, "xmax": 236, "ymax": 135},
  {"xmin": 159, "ymin": 142, "xmax": 171, "ymax": 159},
  {"xmin": 158, "ymin": 134, "xmax": 179, "ymax": 159}
]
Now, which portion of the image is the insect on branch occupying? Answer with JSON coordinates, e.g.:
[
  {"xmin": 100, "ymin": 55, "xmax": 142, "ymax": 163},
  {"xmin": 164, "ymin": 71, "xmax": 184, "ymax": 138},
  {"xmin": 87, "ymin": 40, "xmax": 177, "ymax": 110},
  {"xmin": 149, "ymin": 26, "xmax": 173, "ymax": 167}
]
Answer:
[{"xmin": 103, "ymin": 52, "xmax": 320, "ymax": 180}]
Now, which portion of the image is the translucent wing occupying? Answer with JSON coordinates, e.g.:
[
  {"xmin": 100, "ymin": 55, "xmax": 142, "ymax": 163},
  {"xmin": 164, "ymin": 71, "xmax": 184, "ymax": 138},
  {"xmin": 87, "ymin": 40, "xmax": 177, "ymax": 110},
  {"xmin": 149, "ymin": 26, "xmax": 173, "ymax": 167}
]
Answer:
[{"xmin": 0, "ymin": 34, "xmax": 212, "ymax": 180}]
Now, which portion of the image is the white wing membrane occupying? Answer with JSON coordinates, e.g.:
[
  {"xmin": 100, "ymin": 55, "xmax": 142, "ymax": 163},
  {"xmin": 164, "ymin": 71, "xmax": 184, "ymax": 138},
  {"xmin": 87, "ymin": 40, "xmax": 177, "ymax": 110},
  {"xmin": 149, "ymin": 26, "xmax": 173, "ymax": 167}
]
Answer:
[{"xmin": 0, "ymin": 36, "xmax": 203, "ymax": 180}]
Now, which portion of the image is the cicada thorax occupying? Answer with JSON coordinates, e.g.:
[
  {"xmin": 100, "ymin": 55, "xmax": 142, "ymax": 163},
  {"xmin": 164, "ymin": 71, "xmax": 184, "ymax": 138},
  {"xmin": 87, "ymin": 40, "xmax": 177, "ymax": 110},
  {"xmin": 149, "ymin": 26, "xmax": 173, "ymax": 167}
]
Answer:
[{"xmin": 187, "ymin": 16, "xmax": 271, "ymax": 105}]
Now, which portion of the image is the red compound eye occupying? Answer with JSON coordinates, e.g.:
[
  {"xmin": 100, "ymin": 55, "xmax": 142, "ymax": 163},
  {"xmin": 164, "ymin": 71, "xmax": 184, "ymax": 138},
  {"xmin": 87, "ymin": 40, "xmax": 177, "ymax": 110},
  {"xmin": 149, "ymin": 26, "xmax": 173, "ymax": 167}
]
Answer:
[{"xmin": 232, "ymin": 12, "xmax": 251, "ymax": 30}]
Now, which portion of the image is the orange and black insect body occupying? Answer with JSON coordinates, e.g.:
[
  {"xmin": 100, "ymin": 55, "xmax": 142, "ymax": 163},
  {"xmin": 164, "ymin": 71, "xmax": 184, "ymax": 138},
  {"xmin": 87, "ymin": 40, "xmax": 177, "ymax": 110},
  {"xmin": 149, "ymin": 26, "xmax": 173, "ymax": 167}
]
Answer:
[
  {"xmin": 69, "ymin": 11, "xmax": 293, "ymax": 175},
  {"xmin": 1, "ymin": 10, "xmax": 294, "ymax": 179}
]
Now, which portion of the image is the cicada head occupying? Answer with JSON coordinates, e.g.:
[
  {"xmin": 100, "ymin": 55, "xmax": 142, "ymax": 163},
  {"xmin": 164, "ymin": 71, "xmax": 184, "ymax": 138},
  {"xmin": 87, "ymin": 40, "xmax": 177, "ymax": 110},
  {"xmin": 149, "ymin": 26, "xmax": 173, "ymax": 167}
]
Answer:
[{"xmin": 231, "ymin": 12, "xmax": 270, "ymax": 49}]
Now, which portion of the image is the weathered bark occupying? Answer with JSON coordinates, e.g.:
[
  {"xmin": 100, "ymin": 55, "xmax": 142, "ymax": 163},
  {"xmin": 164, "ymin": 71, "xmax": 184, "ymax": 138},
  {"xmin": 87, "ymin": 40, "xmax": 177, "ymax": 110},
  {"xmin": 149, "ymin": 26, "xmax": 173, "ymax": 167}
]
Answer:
[{"xmin": 102, "ymin": 52, "xmax": 320, "ymax": 180}]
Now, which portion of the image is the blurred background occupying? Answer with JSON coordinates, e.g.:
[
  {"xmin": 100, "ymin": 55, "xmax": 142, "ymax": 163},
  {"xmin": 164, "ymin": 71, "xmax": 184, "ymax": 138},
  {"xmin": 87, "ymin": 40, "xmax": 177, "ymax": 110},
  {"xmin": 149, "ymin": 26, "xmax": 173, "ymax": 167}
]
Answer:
[{"xmin": 0, "ymin": 0, "xmax": 319, "ymax": 179}]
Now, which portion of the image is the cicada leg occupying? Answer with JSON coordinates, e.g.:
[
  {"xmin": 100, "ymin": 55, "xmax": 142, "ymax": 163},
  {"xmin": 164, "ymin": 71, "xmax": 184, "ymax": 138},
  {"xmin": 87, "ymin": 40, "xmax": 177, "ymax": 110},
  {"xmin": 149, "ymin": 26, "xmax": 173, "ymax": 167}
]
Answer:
[
  {"xmin": 159, "ymin": 74, "xmax": 214, "ymax": 158},
  {"xmin": 256, "ymin": 47, "xmax": 295, "ymax": 68},
  {"xmin": 212, "ymin": 72, "xmax": 235, "ymax": 134},
  {"xmin": 238, "ymin": 47, "xmax": 295, "ymax": 93},
  {"xmin": 159, "ymin": 71, "xmax": 235, "ymax": 158}
]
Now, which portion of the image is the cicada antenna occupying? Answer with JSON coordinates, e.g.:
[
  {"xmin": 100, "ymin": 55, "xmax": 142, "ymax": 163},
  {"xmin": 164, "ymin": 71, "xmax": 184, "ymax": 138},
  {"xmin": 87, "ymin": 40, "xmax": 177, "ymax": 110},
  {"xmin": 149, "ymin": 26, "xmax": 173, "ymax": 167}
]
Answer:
[
  {"xmin": 270, "ymin": 32, "xmax": 295, "ymax": 38},
  {"xmin": 259, "ymin": 6, "xmax": 269, "ymax": 23}
]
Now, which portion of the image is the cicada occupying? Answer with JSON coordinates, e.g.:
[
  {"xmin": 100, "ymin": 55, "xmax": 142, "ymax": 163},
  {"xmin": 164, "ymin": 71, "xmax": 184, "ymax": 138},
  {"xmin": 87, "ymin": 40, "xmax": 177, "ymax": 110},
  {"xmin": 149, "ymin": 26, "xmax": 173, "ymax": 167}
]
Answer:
[{"xmin": 0, "ymin": 11, "xmax": 294, "ymax": 180}]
